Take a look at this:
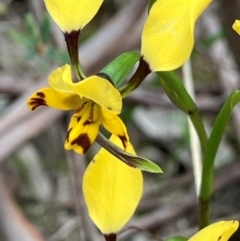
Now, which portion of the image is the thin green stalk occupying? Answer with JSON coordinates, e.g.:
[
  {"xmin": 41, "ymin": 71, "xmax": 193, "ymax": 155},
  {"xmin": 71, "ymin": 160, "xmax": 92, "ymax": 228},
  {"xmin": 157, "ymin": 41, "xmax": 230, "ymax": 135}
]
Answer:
[
  {"xmin": 120, "ymin": 58, "xmax": 151, "ymax": 97},
  {"xmin": 158, "ymin": 71, "xmax": 208, "ymax": 152},
  {"xmin": 64, "ymin": 30, "xmax": 86, "ymax": 80},
  {"xmin": 158, "ymin": 71, "xmax": 213, "ymax": 228}
]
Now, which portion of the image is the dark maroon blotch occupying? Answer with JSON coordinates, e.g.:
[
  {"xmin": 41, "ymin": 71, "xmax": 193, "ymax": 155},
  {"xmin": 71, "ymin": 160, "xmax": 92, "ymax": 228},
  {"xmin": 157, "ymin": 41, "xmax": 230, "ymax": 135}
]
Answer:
[{"xmin": 71, "ymin": 133, "xmax": 91, "ymax": 153}]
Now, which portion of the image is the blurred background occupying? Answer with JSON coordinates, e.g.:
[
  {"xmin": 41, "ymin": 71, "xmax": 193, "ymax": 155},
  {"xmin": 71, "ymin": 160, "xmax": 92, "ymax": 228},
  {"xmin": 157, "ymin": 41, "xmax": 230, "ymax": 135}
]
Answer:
[{"xmin": 0, "ymin": 0, "xmax": 240, "ymax": 240}]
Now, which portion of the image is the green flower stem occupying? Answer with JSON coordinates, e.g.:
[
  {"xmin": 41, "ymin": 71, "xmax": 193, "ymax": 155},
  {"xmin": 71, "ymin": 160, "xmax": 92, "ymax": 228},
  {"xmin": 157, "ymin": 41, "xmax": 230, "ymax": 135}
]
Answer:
[
  {"xmin": 199, "ymin": 90, "xmax": 240, "ymax": 229},
  {"xmin": 64, "ymin": 30, "xmax": 86, "ymax": 80},
  {"xmin": 120, "ymin": 57, "xmax": 151, "ymax": 97},
  {"xmin": 158, "ymin": 71, "xmax": 208, "ymax": 152},
  {"xmin": 199, "ymin": 198, "xmax": 210, "ymax": 230},
  {"xmin": 158, "ymin": 71, "xmax": 213, "ymax": 229}
]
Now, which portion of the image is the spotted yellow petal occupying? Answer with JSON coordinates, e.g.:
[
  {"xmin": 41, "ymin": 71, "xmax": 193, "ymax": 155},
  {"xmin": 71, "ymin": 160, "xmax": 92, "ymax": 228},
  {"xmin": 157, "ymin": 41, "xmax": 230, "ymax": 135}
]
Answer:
[
  {"xmin": 64, "ymin": 101, "xmax": 102, "ymax": 154},
  {"xmin": 44, "ymin": 0, "xmax": 104, "ymax": 32},
  {"xmin": 101, "ymin": 108, "xmax": 129, "ymax": 150},
  {"xmin": 83, "ymin": 135, "xmax": 143, "ymax": 234},
  {"xmin": 27, "ymin": 87, "xmax": 80, "ymax": 111},
  {"xmin": 233, "ymin": 20, "xmax": 240, "ymax": 35},
  {"xmin": 48, "ymin": 64, "xmax": 75, "ymax": 93},
  {"xmin": 188, "ymin": 220, "xmax": 239, "ymax": 241},
  {"xmin": 141, "ymin": 0, "xmax": 213, "ymax": 71},
  {"xmin": 64, "ymin": 75, "xmax": 122, "ymax": 114}
]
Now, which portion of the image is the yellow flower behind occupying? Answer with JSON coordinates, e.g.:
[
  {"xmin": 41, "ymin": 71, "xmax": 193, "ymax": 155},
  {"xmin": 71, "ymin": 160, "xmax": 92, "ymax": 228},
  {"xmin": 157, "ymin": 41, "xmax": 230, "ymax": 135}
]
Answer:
[
  {"xmin": 44, "ymin": 0, "xmax": 104, "ymax": 32},
  {"xmin": 141, "ymin": 0, "xmax": 213, "ymax": 71},
  {"xmin": 83, "ymin": 134, "xmax": 143, "ymax": 234},
  {"xmin": 188, "ymin": 220, "xmax": 239, "ymax": 241},
  {"xmin": 233, "ymin": 20, "xmax": 240, "ymax": 35},
  {"xmin": 27, "ymin": 65, "xmax": 129, "ymax": 154}
]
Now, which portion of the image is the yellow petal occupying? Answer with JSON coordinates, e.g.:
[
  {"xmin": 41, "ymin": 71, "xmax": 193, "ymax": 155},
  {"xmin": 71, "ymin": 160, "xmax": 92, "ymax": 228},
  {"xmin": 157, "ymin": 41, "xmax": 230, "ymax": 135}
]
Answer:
[
  {"xmin": 141, "ymin": 0, "xmax": 213, "ymax": 71},
  {"xmin": 83, "ymin": 135, "xmax": 143, "ymax": 234},
  {"xmin": 101, "ymin": 108, "xmax": 129, "ymax": 150},
  {"xmin": 64, "ymin": 101, "xmax": 102, "ymax": 154},
  {"xmin": 44, "ymin": 0, "xmax": 103, "ymax": 32},
  {"xmin": 64, "ymin": 75, "xmax": 122, "ymax": 114},
  {"xmin": 233, "ymin": 20, "xmax": 240, "ymax": 35},
  {"xmin": 48, "ymin": 64, "xmax": 75, "ymax": 93},
  {"xmin": 188, "ymin": 220, "xmax": 239, "ymax": 241},
  {"xmin": 27, "ymin": 87, "xmax": 80, "ymax": 111}
]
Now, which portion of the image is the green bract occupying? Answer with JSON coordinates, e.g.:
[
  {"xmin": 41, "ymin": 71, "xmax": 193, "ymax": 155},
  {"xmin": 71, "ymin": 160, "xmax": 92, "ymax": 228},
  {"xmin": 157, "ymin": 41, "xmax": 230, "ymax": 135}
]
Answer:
[{"xmin": 101, "ymin": 52, "xmax": 140, "ymax": 87}]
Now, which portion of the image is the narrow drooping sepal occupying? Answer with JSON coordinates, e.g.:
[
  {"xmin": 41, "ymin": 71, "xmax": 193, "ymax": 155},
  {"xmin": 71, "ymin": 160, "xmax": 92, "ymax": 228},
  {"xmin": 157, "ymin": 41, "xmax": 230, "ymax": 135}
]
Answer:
[
  {"xmin": 141, "ymin": 0, "xmax": 213, "ymax": 71},
  {"xmin": 83, "ymin": 135, "xmax": 143, "ymax": 234},
  {"xmin": 96, "ymin": 133, "xmax": 162, "ymax": 172}
]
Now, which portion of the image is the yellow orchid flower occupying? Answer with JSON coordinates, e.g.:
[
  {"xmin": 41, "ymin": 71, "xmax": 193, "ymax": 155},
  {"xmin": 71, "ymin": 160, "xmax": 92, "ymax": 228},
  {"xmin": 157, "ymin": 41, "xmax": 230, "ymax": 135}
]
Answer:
[
  {"xmin": 83, "ymin": 134, "xmax": 143, "ymax": 236},
  {"xmin": 27, "ymin": 64, "xmax": 129, "ymax": 154},
  {"xmin": 141, "ymin": 0, "xmax": 213, "ymax": 72},
  {"xmin": 44, "ymin": 0, "xmax": 103, "ymax": 33},
  {"xmin": 188, "ymin": 220, "xmax": 239, "ymax": 241},
  {"xmin": 233, "ymin": 20, "xmax": 240, "ymax": 35}
]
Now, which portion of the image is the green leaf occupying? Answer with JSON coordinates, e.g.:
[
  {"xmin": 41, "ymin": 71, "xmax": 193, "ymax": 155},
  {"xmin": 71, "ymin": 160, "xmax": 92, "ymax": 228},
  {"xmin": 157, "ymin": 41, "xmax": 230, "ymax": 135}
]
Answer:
[
  {"xmin": 101, "ymin": 52, "xmax": 140, "ymax": 87},
  {"xmin": 96, "ymin": 133, "xmax": 162, "ymax": 173},
  {"xmin": 165, "ymin": 237, "xmax": 188, "ymax": 241},
  {"xmin": 200, "ymin": 90, "xmax": 240, "ymax": 200},
  {"xmin": 40, "ymin": 13, "xmax": 51, "ymax": 43}
]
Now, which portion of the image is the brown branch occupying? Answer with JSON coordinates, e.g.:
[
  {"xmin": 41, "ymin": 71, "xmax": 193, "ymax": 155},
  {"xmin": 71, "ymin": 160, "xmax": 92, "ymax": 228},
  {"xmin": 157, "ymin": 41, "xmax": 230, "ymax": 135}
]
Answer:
[{"xmin": 0, "ymin": 175, "xmax": 46, "ymax": 241}]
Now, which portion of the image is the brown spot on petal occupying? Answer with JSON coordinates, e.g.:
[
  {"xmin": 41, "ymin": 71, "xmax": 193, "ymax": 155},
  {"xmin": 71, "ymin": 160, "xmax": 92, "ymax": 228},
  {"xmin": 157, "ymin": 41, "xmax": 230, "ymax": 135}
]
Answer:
[
  {"xmin": 83, "ymin": 120, "xmax": 92, "ymax": 126},
  {"xmin": 118, "ymin": 135, "xmax": 128, "ymax": 149},
  {"xmin": 36, "ymin": 92, "xmax": 45, "ymax": 98},
  {"xmin": 75, "ymin": 101, "xmax": 87, "ymax": 114},
  {"xmin": 29, "ymin": 97, "xmax": 47, "ymax": 110},
  {"xmin": 65, "ymin": 128, "xmax": 73, "ymax": 143},
  {"xmin": 83, "ymin": 102, "xmax": 96, "ymax": 126},
  {"xmin": 71, "ymin": 133, "xmax": 91, "ymax": 153}
]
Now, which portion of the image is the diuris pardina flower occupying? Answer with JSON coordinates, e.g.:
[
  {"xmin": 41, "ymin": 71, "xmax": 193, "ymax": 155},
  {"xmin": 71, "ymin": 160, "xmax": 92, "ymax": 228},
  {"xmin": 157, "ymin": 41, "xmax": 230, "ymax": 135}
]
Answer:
[
  {"xmin": 188, "ymin": 220, "xmax": 239, "ymax": 241},
  {"xmin": 141, "ymin": 0, "xmax": 213, "ymax": 72},
  {"xmin": 44, "ymin": 0, "xmax": 103, "ymax": 33},
  {"xmin": 83, "ymin": 134, "xmax": 143, "ymax": 236},
  {"xmin": 233, "ymin": 20, "xmax": 240, "ymax": 35},
  {"xmin": 27, "ymin": 64, "xmax": 129, "ymax": 154}
]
